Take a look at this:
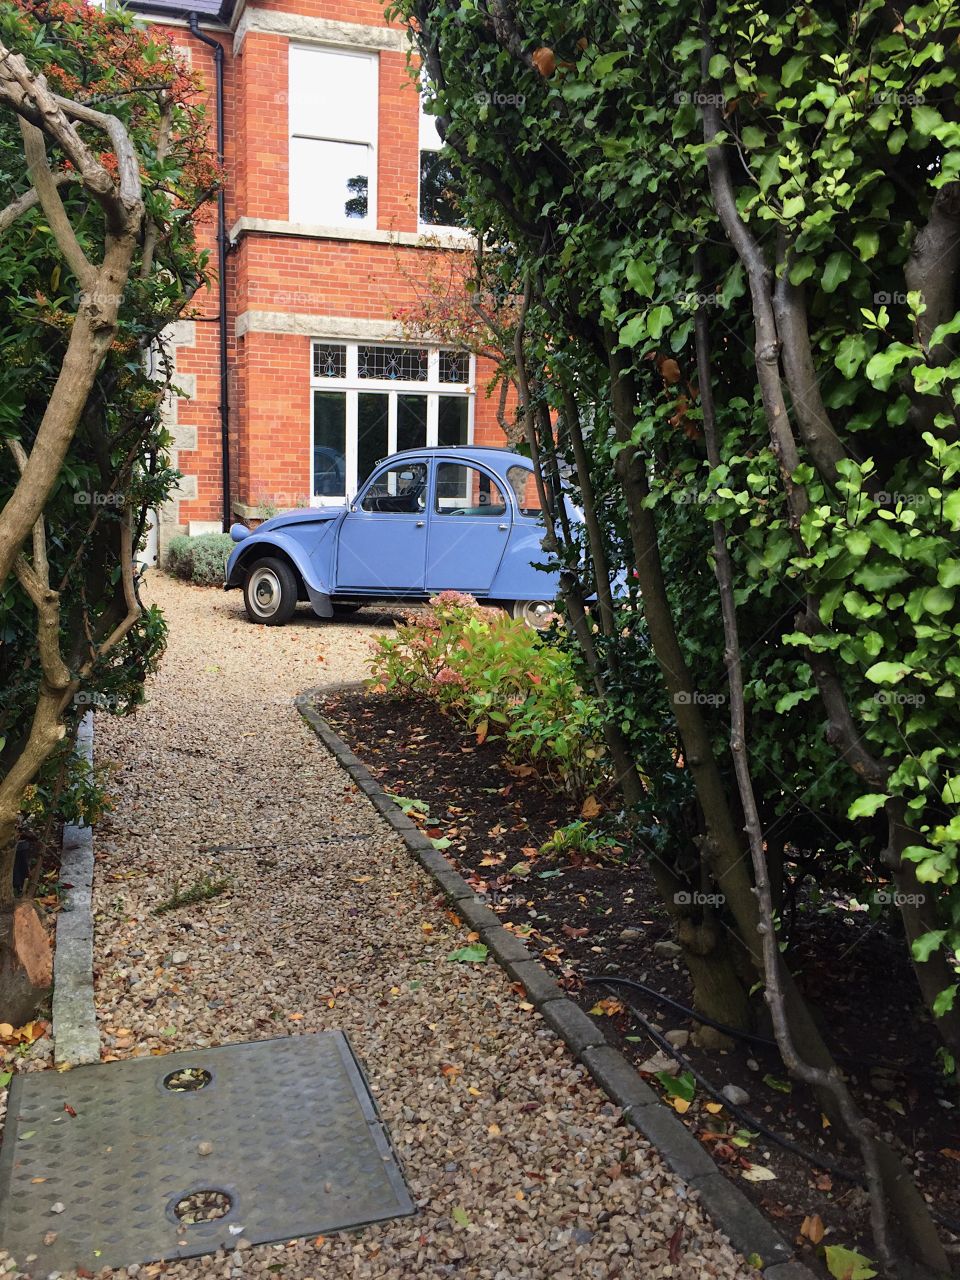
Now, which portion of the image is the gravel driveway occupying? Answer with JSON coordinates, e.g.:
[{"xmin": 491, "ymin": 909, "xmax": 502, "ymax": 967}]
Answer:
[{"xmin": 17, "ymin": 575, "xmax": 752, "ymax": 1279}]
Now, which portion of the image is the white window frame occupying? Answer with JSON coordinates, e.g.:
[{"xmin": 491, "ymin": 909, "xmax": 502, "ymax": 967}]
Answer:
[
  {"xmin": 309, "ymin": 342, "xmax": 475, "ymax": 506},
  {"xmin": 288, "ymin": 44, "xmax": 379, "ymax": 228},
  {"xmin": 417, "ymin": 81, "xmax": 466, "ymax": 236}
]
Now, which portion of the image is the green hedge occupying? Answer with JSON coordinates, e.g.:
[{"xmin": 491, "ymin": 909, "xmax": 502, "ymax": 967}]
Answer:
[{"xmin": 165, "ymin": 532, "xmax": 234, "ymax": 587}]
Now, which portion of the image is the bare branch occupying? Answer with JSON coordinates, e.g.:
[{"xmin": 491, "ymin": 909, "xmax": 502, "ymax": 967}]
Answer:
[
  {"xmin": 772, "ymin": 262, "xmax": 848, "ymax": 487},
  {"xmin": 0, "ymin": 169, "xmax": 77, "ymax": 234},
  {"xmin": 18, "ymin": 119, "xmax": 96, "ymax": 291},
  {"xmin": 0, "ymin": 40, "xmax": 142, "ymax": 230}
]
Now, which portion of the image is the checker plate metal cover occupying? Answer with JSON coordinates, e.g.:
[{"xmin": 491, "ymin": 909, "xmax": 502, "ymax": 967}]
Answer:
[{"xmin": 0, "ymin": 1032, "xmax": 414, "ymax": 1274}]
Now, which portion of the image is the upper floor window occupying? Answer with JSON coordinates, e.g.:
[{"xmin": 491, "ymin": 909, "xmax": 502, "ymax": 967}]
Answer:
[
  {"xmin": 289, "ymin": 45, "xmax": 378, "ymax": 227},
  {"xmin": 418, "ymin": 85, "xmax": 464, "ymax": 230}
]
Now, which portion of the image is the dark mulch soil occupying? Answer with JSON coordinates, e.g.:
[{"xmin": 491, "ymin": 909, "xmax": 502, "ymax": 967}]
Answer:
[{"xmin": 322, "ymin": 687, "xmax": 960, "ymax": 1277}]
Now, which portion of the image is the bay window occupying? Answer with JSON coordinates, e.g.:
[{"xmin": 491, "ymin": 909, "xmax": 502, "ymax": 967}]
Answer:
[
  {"xmin": 289, "ymin": 45, "xmax": 378, "ymax": 226},
  {"xmin": 310, "ymin": 342, "xmax": 473, "ymax": 503}
]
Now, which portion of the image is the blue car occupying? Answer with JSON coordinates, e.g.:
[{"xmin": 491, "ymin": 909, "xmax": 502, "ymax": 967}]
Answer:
[{"xmin": 225, "ymin": 448, "xmax": 564, "ymax": 627}]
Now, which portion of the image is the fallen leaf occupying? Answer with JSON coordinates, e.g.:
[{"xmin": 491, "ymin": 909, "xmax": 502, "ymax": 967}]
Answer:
[
  {"xmin": 561, "ymin": 924, "xmax": 589, "ymax": 939},
  {"xmin": 589, "ymin": 997, "xmax": 624, "ymax": 1017},
  {"xmin": 488, "ymin": 1123, "xmax": 501, "ymax": 1136},
  {"xmin": 741, "ymin": 1165, "xmax": 776, "ymax": 1182},
  {"xmin": 448, "ymin": 944, "xmax": 489, "ymax": 964},
  {"xmin": 451, "ymin": 1205, "xmax": 470, "ymax": 1228},
  {"xmin": 800, "ymin": 1214, "xmax": 825, "ymax": 1245},
  {"xmin": 440, "ymin": 1063, "xmax": 462, "ymax": 1079},
  {"xmin": 287, "ymin": 1012, "xmax": 304, "ymax": 1022},
  {"xmin": 704, "ymin": 1102, "xmax": 724, "ymax": 1115},
  {"xmin": 824, "ymin": 1244, "xmax": 877, "ymax": 1280},
  {"xmin": 762, "ymin": 1073, "xmax": 792, "ymax": 1094},
  {"xmin": 668, "ymin": 1224, "xmax": 683, "ymax": 1264},
  {"xmin": 63, "ymin": 1103, "xmax": 77, "ymax": 1118},
  {"xmin": 940, "ymin": 1148, "xmax": 960, "ymax": 1160},
  {"xmin": 351, "ymin": 876, "xmax": 373, "ymax": 884},
  {"xmin": 580, "ymin": 795, "xmax": 601, "ymax": 819},
  {"xmin": 475, "ymin": 720, "xmax": 489, "ymax": 745},
  {"xmin": 671, "ymin": 1097, "xmax": 691, "ymax": 1114}
]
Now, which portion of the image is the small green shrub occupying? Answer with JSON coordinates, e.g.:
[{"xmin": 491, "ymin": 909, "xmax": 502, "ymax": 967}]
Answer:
[
  {"xmin": 165, "ymin": 532, "xmax": 234, "ymax": 587},
  {"xmin": 369, "ymin": 592, "xmax": 607, "ymax": 799}
]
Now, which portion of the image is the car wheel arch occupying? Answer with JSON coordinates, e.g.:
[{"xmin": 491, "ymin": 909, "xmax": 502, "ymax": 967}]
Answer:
[{"xmin": 234, "ymin": 543, "xmax": 307, "ymax": 601}]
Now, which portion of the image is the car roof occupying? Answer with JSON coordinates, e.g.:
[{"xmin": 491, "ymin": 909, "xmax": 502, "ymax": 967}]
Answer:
[{"xmin": 383, "ymin": 447, "xmax": 532, "ymax": 470}]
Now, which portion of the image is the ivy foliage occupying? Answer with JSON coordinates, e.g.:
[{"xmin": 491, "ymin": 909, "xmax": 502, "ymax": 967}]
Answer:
[{"xmin": 393, "ymin": 0, "xmax": 960, "ymax": 1038}]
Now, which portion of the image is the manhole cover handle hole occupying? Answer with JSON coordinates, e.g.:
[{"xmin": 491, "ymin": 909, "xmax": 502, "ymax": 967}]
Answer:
[
  {"xmin": 173, "ymin": 1190, "xmax": 232, "ymax": 1223},
  {"xmin": 163, "ymin": 1068, "xmax": 212, "ymax": 1092}
]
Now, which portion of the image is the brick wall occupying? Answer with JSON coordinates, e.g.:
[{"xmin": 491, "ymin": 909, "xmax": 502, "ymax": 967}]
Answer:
[{"xmin": 151, "ymin": 6, "xmax": 511, "ymax": 538}]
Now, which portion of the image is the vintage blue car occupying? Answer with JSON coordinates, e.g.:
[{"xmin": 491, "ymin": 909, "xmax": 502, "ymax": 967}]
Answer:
[{"xmin": 225, "ymin": 447, "xmax": 564, "ymax": 627}]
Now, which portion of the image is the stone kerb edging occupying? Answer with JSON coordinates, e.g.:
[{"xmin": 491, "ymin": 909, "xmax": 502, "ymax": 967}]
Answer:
[
  {"xmin": 51, "ymin": 712, "xmax": 101, "ymax": 1066},
  {"xmin": 298, "ymin": 687, "xmax": 815, "ymax": 1280}
]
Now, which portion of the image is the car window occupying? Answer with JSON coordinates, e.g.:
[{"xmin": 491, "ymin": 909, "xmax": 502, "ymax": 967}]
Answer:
[
  {"xmin": 360, "ymin": 462, "xmax": 428, "ymax": 513},
  {"xmin": 435, "ymin": 463, "xmax": 506, "ymax": 516},
  {"xmin": 506, "ymin": 464, "xmax": 546, "ymax": 518}
]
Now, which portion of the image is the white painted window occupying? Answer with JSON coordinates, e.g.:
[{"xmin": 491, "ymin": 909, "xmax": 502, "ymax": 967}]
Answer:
[
  {"xmin": 418, "ymin": 82, "xmax": 464, "ymax": 230},
  {"xmin": 289, "ymin": 45, "xmax": 378, "ymax": 226},
  {"xmin": 310, "ymin": 342, "xmax": 474, "ymax": 504}
]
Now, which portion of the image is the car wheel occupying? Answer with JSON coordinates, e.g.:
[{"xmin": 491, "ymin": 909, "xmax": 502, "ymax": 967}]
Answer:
[
  {"xmin": 512, "ymin": 599, "xmax": 554, "ymax": 629},
  {"xmin": 243, "ymin": 557, "xmax": 299, "ymax": 626}
]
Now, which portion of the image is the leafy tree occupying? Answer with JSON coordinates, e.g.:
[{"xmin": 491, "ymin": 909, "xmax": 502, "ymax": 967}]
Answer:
[
  {"xmin": 392, "ymin": 0, "xmax": 960, "ymax": 1268},
  {"xmin": 0, "ymin": 0, "xmax": 213, "ymax": 1017}
]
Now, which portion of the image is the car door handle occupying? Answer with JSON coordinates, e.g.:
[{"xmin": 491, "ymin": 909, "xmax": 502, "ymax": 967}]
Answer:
[
  {"xmin": 416, "ymin": 520, "xmax": 425, "ymax": 528},
  {"xmin": 498, "ymin": 524, "xmax": 508, "ymax": 531}
]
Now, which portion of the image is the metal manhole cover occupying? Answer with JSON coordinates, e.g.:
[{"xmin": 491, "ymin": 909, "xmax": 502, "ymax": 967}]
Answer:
[{"xmin": 0, "ymin": 1032, "xmax": 414, "ymax": 1274}]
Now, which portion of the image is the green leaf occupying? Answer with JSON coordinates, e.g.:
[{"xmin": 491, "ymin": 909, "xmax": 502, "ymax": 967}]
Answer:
[
  {"xmin": 847, "ymin": 793, "xmax": 889, "ymax": 820},
  {"xmin": 431, "ymin": 836, "xmax": 452, "ymax": 850},
  {"xmin": 941, "ymin": 774, "xmax": 960, "ymax": 804},
  {"xmin": 451, "ymin": 1204, "xmax": 471, "ymax": 1228},
  {"xmin": 625, "ymin": 259, "xmax": 655, "ymax": 299},
  {"xmin": 933, "ymin": 984, "xmax": 958, "ymax": 1018},
  {"xmin": 852, "ymin": 230, "xmax": 879, "ymax": 262},
  {"xmin": 911, "ymin": 105, "xmax": 945, "ymax": 137},
  {"xmin": 647, "ymin": 304, "xmax": 673, "ymax": 340},
  {"xmin": 448, "ymin": 944, "xmax": 489, "ymax": 964},
  {"xmin": 762, "ymin": 1074, "xmax": 792, "ymax": 1093},
  {"xmin": 824, "ymin": 1245, "xmax": 877, "ymax": 1280},
  {"xmin": 780, "ymin": 55, "xmax": 807, "ymax": 87},
  {"xmin": 864, "ymin": 661, "xmax": 910, "ymax": 685},
  {"xmin": 619, "ymin": 314, "xmax": 647, "ymax": 347},
  {"xmin": 774, "ymin": 687, "xmax": 817, "ymax": 714},
  {"xmin": 0, "ymin": 1071, "xmax": 11, "ymax": 1089},
  {"xmin": 911, "ymin": 930, "xmax": 946, "ymax": 963},
  {"xmin": 835, "ymin": 335, "xmax": 868, "ymax": 379},
  {"xmin": 937, "ymin": 559, "xmax": 960, "ymax": 589},
  {"xmin": 656, "ymin": 1069, "xmax": 695, "ymax": 1102},
  {"xmin": 822, "ymin": 252, "xmax": 852, "ymax": 294},
  {"xmin": 508, "ymin": 861, "xmax": 531, "ymax": 877}
]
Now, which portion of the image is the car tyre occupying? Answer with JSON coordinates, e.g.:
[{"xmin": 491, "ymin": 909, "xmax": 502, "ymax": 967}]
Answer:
[
  {"xmin": 512, "ymin": 599, "xmax": 554, "ymax": 629},
  {"xmin": 243, "ymin": 557, "xmax": 299, "ymax": 626}
]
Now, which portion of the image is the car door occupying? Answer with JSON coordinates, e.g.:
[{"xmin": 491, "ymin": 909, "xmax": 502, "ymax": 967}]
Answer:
[
  {"xmin": 426, "ymin": 460, "xmax": 511, "ymax": 593},
  {"xmin": 336, "ymin": 459, "xmax": 429, "ymax": 592}
]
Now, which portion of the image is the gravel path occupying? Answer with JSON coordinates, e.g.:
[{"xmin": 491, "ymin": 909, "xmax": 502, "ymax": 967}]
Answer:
[{"xmin": 4, "ymin": 575, "xmax": 752, "ymax": 1280}]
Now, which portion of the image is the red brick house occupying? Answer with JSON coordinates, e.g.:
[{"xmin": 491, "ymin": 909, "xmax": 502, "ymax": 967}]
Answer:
[{"xmin": 129, "ymin": 0, "xmax": 508, "ymax": 549}]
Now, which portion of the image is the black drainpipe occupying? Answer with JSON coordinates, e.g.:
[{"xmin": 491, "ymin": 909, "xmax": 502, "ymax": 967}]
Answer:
[{"xmin": 187, "ymin": 13, "xmax": 231, "ymax": 531}]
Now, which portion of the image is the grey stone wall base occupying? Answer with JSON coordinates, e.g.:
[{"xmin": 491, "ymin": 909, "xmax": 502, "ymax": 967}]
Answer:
[
  {"xmin": 299, "ymin": 695, "xmax": 817, "ymax": 1279},
  {"xmin": 52, "ymin": 714, "xmax": 100, "ymax": 1066}
]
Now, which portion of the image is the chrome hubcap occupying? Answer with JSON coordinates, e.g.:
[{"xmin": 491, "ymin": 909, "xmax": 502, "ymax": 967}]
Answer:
[
  {"xmin": 249, "ymin": 567, "xmax": 281, "ymax": 617},
  {"xmin": 519, "ymin": 600, "xmax": 551, "ymax": 628}
]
